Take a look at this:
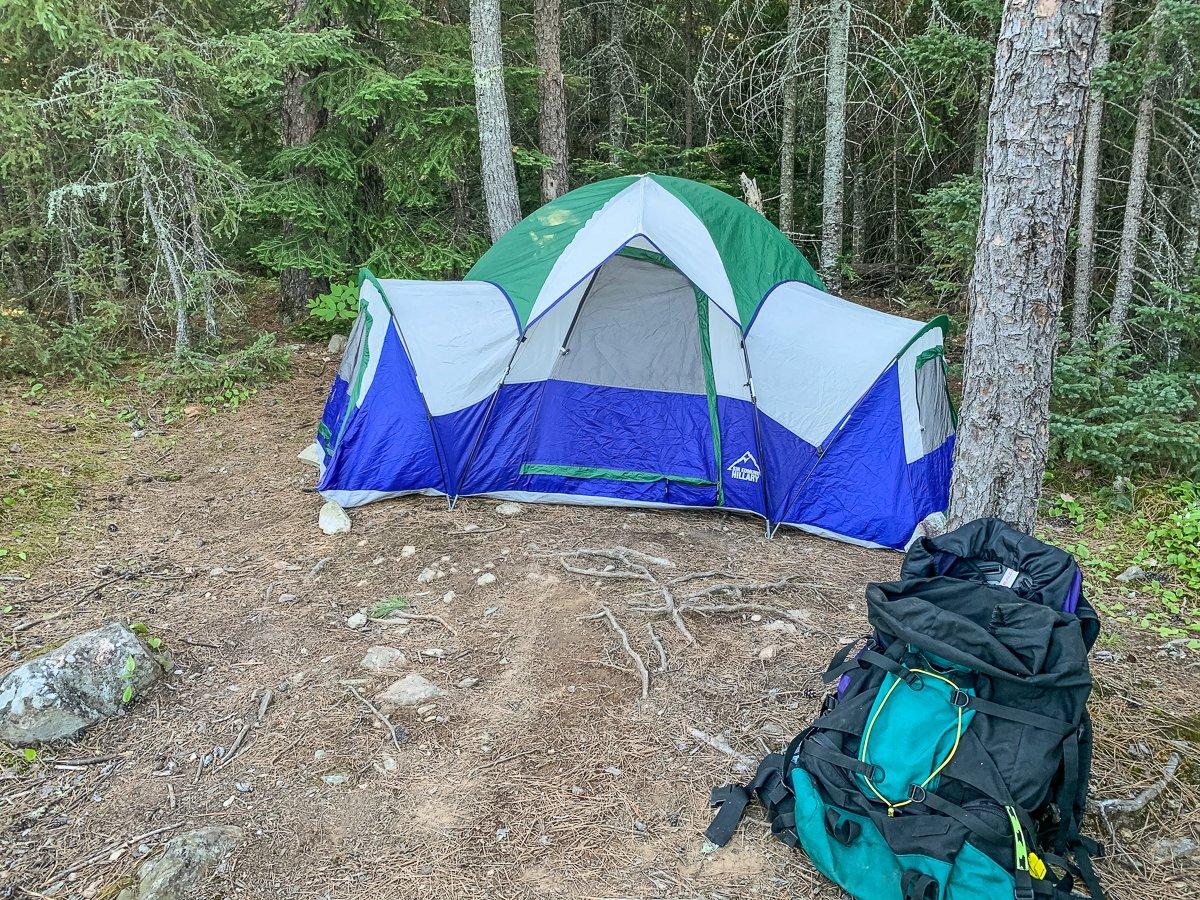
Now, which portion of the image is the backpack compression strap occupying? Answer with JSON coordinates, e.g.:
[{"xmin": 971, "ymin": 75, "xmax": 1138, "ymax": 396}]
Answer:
[{"xmin": 705, "ymin": 751, "xmax": 799, "ymax": 848}]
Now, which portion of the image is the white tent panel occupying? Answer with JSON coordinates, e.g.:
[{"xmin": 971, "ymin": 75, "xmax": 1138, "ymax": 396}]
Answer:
[
  {"xmin": 376, "ymin": 279, "xmax": 518, "ymax": 417},
  {"xmin": 527, "ymin": 180, "xmax": 646, "ymax": 324},
  {"xmin": 708, "ymin": 297, "xmax": 751, "ymax": 401},
  {"xmin": 639, "ymin": 178, "xmax": 739, "ymax": 324},
  {"xmin": 507, "ymin": 277, "xmax": 586, "ymax": 384},
  {"xmin": 747, "ymin": 281, "xmax": 926, "ymax": 447}
]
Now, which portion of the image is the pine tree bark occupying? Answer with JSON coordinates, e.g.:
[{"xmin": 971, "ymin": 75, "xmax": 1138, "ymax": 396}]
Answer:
[
  {"xmin": 1107, "ymin": 3, "xmax": 1163, "ymax": 349},
  {"xmin": 470, "ymin": 0, "xmax": 523, "ymax": 241},
  {"xmin": 1070, "ymin": 0, "xmax": 1115, "ymax": 343},
  {"xmin": 683, "ymin": 0, "xmax": 697, "ymax": 150},
  {"xmin": 779, "ymin": 0, "xmax": 803, "ymax": 238},
  {"xmin": 607, "ymin": 2, "xmax": 628, "ymax": 161},
  {"xmin": 280, "ymin": 0, "xmax": 327, "ymax": 319},
  {"xmin": 535, "ymin": 0, "xmax": 568, "ymax": 202},
  {"xmin": 820, "ymin": 0, "xmax": 851, "ymax": 292},
  {"xmin": 948, "ymin": 0, "xmax": 1101, "ymax": 533},
  {"xmin": 850, "ymin": 139, "xmax": 866, "ymax": 268}
]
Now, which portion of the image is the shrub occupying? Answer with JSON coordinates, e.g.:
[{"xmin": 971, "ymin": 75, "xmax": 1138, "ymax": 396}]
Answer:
[{"xmin": 147, "ymin": 331, "xmax": 294, "ymax": 411}]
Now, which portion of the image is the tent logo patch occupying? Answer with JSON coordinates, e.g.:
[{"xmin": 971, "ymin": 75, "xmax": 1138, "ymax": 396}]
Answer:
[{"xmin": 728, "ymin": 451, "xmax": 761, "ymax": 483}]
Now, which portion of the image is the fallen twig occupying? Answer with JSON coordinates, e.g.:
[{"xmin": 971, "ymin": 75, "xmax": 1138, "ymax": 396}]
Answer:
[
  {"xmin": 687, "ymin": 726, "xmax": 755, "ymax": 767},
  {"xmin": 583, "ymin": 605, "xmax": 650, "ymax": 699},
  {"xmin": 213, "ymin": 689, "xmax": 274, "ymax": 772},
  {"xmin": 1095, "ymin": 752, "xmax": 1182, "ymax": 817},
  {"xmin": 646, "ymin": 623, "xmax": 668, "ymax": 673},
  {"xmin": 346, "ymin": 685, "xmax": 407, "ymax": 752},
  {"xmin": 370, "ymin": 612, "xmax": 456, "ymax": 635}
]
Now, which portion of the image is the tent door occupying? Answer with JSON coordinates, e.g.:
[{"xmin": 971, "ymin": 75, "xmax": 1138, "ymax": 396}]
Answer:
[{"xmin": 519, "ymin": 254, "xmax": 720, "ymax": 501}]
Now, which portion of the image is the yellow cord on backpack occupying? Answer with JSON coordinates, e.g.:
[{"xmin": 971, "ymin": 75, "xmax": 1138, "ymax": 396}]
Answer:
[{"xmin": 858, "ymin": 668, "xmax": 965, "ymax": 814}]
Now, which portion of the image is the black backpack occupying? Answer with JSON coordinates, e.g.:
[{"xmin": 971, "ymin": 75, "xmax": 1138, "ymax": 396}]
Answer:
[{"xmin": 707, "ymin": 519, "xmax": 1105, "ymax": 900}]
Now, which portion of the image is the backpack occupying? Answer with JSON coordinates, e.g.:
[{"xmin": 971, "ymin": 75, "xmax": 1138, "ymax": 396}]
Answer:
[{"xmin": 706, "ymin": 518, "xmax": 1105, "ymax": 900}]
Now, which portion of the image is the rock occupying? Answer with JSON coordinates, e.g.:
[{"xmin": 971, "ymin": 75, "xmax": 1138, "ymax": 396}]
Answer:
[
  {"xmin": 116, "ymin": 826, "xmax": 242, "ymax": 900},
  {"xmin": 456, "ymin": 676, "xmax": 480, "ymax": 689},
  {"xmin": 318, "ymin": 501, "xmax": 351, "ymax": 535},
  {"xmin": 360, "ymin": 646, "xmax": 407, "ymax": 673},
  {"xmin": 345, "ymin": 611, "xmax": 368, "ymax": 630},
  {"xmin": 327, "ymin": 333, "xmax": 348, "ymax": 356},
  {"xmin": 758, "ymin": 644, "xmax": 781, "ymax": 661},
  {"xmin": 441, "ymin": 590, "xmax": 456, "ymax": 604},
  {"xmin": 495, "ymin": 502, "xmax": 523, "ymax": 517},
  {"xmin": 476, "ymin": 572, "xmax": 497, "ymax": 586},
  {"xmin": 1150, "ymin": 836, "xmax": 1200, "ymax": 864},
  {"xmin": 417, "ymin": 567, "xmax": 438, "ymax": 584},
  {"xmin": 376, "ymin": 674, "xmax": 446, "ymax": 707},
  {"xmin": 400, "ymin": 545, "xmax": 416, "ymax": 558},
  {"xmin": 321, "ymin": 773, "xmax": 349, "ymax": 786},
  {"xmin": 0, "ymin": 622, "xmax": 163, "ymax": 747},
  {"xmin": 296, "ymin": 442, "xmax": 323, "ymax": 468},
  {"xmin": 1115, "ymin": 565, "xmax": 1148, "ymax": 583}
]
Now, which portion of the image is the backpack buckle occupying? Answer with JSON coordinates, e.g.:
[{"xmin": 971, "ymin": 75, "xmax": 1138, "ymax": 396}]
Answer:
[
  {"xmin": 908, "ymin": 784, "xmax": 927, "ymax": 804},
  {"xmin": 950, "ymin": 689, "xmax": 970, "ymax": 709}
]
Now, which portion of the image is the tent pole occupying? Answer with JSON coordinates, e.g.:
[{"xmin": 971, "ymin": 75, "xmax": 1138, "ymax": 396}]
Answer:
[{"xmin": 738, "ymin": 335, "xmax": 774, "ymax": 537}]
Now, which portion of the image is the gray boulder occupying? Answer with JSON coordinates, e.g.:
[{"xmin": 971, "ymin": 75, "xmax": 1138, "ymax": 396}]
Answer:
[
  {"xmin": 117, "ymin": 826, "xmax": 243, "ymax": 900},
  {"xmin": 327, "ymin": 333, "xmax": 348, "ymax": 356},
  {"xmin": 0, "ymin": 622, "xmax": 163, "ymax": 746}
]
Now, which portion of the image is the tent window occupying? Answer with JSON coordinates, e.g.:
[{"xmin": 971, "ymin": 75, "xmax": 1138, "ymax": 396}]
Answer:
[
  {"xmin": 338, "ymin": 312, "xmax": 368, "ymax": 385},
  {"xmin": 915, "ymin": 348, "xmax": 954, "ymax": 454}
]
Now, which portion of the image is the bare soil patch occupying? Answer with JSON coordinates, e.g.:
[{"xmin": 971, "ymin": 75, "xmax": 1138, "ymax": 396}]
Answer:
[{"xmin": 3, "ymin": 350, "xmax": 1198, "ymax": 899}]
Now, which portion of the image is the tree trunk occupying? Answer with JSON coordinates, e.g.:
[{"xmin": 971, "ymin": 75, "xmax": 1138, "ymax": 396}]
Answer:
[
  {"xmin": 1106, "ymin": 3, "xmax": 1162, "ymax": 349},
  {"xmin": 280, "ymin": 0, "xmax": 326, "ymax": 319},
  {"xmin": 948, "ymin": 0, "xmax": 1101, "ymax": 533},
  {"xmin": 470, "ymin": 0, "xmax": 523, "ymax": 242},
  {"xmin": 779, "ymin": 0, "xmax": 803, "ymax": 238},
  {"xmin": 535, "ymin": 0, "xmax": 568, "ymax": 202},
  {"xmin": 682, "ymin": 0, "xmax": 696, "ymax": 150},
  {"xmin": 850, "ymin": 139, "xmax": 866, "ymax": 268},
  {"xmin": 740, "ymin": 173, "xmax": 764, "ymax": 214},
  {"xmin": 140, "ymin": 164, "xmax": 190, "ymax": 358},
  {"xmin": 607, "ymin": 2, "xmax": 628, "ymax": 161},
  {"xmin": 820, "ymin": 0, "xmax": 851, "ymax": 292},
  {"xmin": 1070, "ymin": 0, "xmax": 1115, "ymax": 344}
]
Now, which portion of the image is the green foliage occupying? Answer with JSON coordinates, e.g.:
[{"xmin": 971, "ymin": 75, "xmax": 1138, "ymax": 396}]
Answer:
[
  {"xmin": 1051, "ymin": 334, "xmax": 1200, "ymax": 479},
  {"xmin": 1143, "ymin": 481, "xmax": 1200, "ymax": 595},
  {"xmin": 146, "ymin": 332, "xmax": 293, "ymax": 412},
  {"xmin": 0, "ymin": 301, "xmax": 125, "ymax": 382},
  {"xmin": 912, "ymin": 175, "xmax": 981, "ymax": 302},
  {"xmin": 369, "ymin": 595, "xmax": 409, "ymax": 618},
  {"xmin": 119, "ymin": 653, "xmax": 137, "ymax": 704},
  {"xmin": 295, "ymin": 281, "xmax": 358, "ymax": 340}
]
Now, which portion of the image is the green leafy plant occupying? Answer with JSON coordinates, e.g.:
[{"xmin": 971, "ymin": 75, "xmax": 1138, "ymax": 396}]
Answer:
[
  {"xmin": 369, "ymin": 595, "xmax": 409, "ymax": 618},
  {"xmin": 119, "ymin": 654, "xmax": 137, "ymax": 704}
]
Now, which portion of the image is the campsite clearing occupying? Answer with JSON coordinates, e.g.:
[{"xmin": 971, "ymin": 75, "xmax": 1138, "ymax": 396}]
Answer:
[{"xmin": 2, "ymin": 352, "xmax": 1198, "ymax": 899}]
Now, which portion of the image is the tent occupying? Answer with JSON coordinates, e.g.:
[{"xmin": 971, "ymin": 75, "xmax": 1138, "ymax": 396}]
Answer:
[{"xmin": 310, "ymin": 174, "xmax": 954, "ymax": 549}]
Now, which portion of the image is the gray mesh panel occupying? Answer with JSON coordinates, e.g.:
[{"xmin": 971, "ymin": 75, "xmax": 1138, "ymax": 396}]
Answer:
[
  {"xmin": 552, "ymin": 256, "xmax": 704, "ymax": 394},
  {"xmin": 916, "ymin": 356, "xmax": 954, "ymax": 454}
]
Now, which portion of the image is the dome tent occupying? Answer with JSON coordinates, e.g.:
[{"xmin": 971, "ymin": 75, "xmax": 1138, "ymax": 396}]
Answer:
[{"xmin": 311, "ymin": 174, "xmax": 954, "ymax": 549}]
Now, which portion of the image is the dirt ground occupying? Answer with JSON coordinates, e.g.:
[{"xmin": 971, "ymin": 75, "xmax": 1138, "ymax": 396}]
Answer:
[{"xmin": 2, "ymin": 349, "xmax": 1199, "ymax": 900}]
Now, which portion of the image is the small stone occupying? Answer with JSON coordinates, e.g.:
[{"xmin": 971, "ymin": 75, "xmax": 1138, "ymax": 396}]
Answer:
[
  {"xmin": 421, "ymin": 648, "xmax": 445, "ymax": 659},
  {"xmin": 360, "ymin": 646, "xmax": 407, "ymax": 673},
  {"xmin": 758, "ymin": 644, "xmax": 780, "ymax": 661},
  {"xmin": 476, "ymin": 573, "xmax": 497, "ymax": 586},
  {"xmin": 381, "ymin": 752, "xmax": 398, "ymax": 772},
  {"xmin": 495, "ymin": 502, "xmax": 523, "ymax": 517},
  {"xmin": 416, "ymin": 703, "xmax": 437, "ymax": 715},
  {"xmin": 297, "ymin": 443, "xmax": 323, "ymax": 468},
  {"xmin": 9, "ymin": 443, "xmax": 21, "ymax": 453},
  {"xmin": 1115, "ymin": 565, "xmax": 1148, "ymax": 583},
  {"xmin": 345, "ymin": 612, "xmax": 368, "ymax": 630},
  {"xmin": 234, "ymin": 782, "xmax": 253, "ymax": 793},
  {"xmin": 441, "ymin": 590, "xmax": 456, "ymax": 604},
  {"xmin": 417, "ymin": 567, "xmax": 438, "ymax": 584},
  {"xmin": 456, "ymin": 676, "xmax": 480, "ymax": 689},
  {"xmin": 401, "ymin": 545, "xmax": 416, "ymax": 558},
  {"xmin": 327, "ymin": 333, "xmax": 348, "ymax": 355},
  {"xmin": 115, "ymin": 826, "xmax": 242, "ymax": 900},
  {"xmin": 209, "ymin": 567, "xmax": 225, "ymax": 577},
  {"xmin": 376, "ymin": 674, "xmax": 446, "ymax": 707},
  {"xmin": 313, "ymin": 749, "xmax": 327, "ymax": 762},
  {"xmin": 321, "ymin": 774, "xmax": 349, "ymax": 786},
  {"xmin": 318, "ymin": 501, "xmax": 351, "ymax": 535}
]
